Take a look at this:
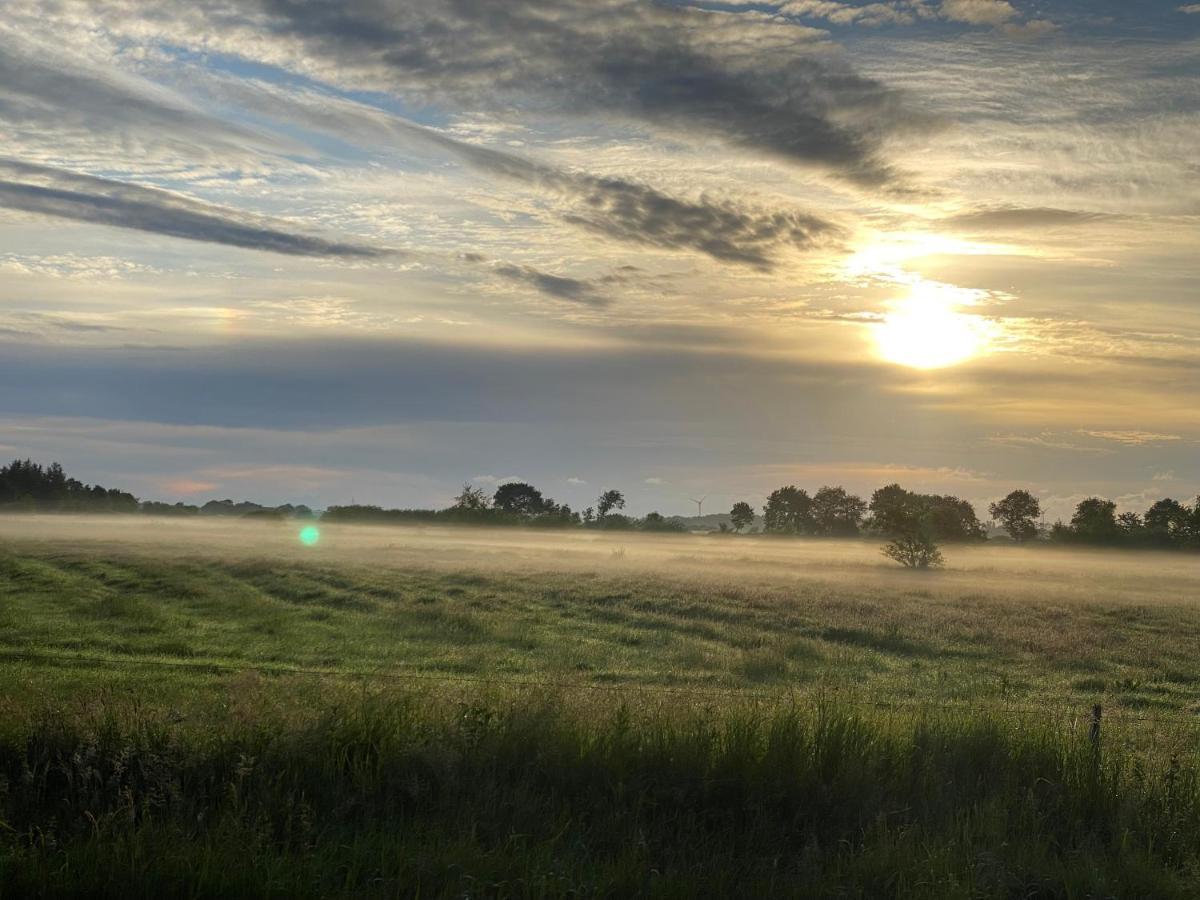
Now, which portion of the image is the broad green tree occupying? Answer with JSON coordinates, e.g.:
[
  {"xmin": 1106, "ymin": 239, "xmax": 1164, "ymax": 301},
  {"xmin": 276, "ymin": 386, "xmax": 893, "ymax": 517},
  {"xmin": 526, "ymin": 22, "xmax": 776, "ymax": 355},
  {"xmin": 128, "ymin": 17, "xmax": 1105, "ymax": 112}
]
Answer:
[
  {"xmin": 762, "ymin": 486, "xmax": 813, "ymax": 534},
  {"xmin": 1069, "ymin": 497, "xmax": 1119, "ymax": 543},
  {"xmin": 989, "ymin": 489, "xmax": 1041, "ymax": 543},
  {"xmin": 811, "ymin": 486, "xmax": 867, "ymax": 536},
  {"xmin": 729, "ymin": 501, "xmax": 755, "ymax": 533},
  {"xmin": 493, "ymin": 481, "xmax": 550, "ymax": 516}
]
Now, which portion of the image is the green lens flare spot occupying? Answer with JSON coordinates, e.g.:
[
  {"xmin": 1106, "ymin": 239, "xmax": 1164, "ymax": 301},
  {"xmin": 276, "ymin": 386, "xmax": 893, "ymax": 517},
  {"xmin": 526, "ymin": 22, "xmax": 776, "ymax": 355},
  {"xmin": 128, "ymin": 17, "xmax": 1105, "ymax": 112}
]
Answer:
[{"xmin": 299, "ymin": 525, "xmax": 320, "ymax": 546}]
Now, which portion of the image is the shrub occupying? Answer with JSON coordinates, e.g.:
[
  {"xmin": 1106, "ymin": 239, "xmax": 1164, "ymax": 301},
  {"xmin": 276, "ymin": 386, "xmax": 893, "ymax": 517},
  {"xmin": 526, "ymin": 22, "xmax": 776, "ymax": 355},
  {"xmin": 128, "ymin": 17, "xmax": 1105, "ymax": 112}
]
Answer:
[{"xmin": 882, "ymin": 532, "xmax": 944, "ymax": 569}]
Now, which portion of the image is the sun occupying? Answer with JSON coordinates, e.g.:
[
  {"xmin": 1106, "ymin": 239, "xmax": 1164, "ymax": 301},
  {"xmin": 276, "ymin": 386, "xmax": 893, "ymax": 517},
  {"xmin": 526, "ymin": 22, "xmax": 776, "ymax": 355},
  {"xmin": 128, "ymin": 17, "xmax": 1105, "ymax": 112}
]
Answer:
[{"xmin": 874, "ymin": 283, "xmax": 992, "ymax": 369}]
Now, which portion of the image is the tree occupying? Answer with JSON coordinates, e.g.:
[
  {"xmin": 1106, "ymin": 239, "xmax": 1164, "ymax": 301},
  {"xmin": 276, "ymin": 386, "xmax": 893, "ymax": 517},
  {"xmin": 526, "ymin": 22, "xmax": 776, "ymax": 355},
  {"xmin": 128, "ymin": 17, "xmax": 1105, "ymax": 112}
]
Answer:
[
  {"xmin": 598, "ymin": 513, "xmax": 635, "ymax": 530},
  {"xmin": 762, "ymin": 486, "xmax": 813, "ymax": 534},
  {"xmin": 641, "ymin": 511, "xmax": 686, "ymax": 533},
  {"xmin": 1070, "ymin": 497, "xmax": 1119, "ymax": 543},
  {"xmin": 868, "ymin": 484, "xmax": 984, "ymax": 542},
  {"xmin": 729, "ymin": 501, "xmax": 755, "ymax": 533},
  {"xmin": 450, "ymin": 484, "xmax": 490, "ymax": 511},
  {"xmin": 141, "ymin": 501, "xmax": 199, "ymax": 516},
  {"xmin": 1188, "ymin": 498, "xmax": 1200, "ymax": 548},
  {"xmin": 596, "ymin": 489, "xmax": 625, "ymax": 518},
  {"xmin": 811, "ymin": 486, "xmax": 867, "ymax": 536},
  {"xmin": 866, "ymin": 483, "xmax": 917, "ymax": 536},
  {"xmin": 924, "ymin": 495, "xmax": 986, "ymax": 542},
  {"xmin": 1116, "ymin": 511, "xmax": 1144, "ymax": 540},
  {"xmin": 492, "ymin": 481, "xmax": 550, "ymax": 516},
  {"xmin": 882, "ymin": 532, "xmax": 944, "ymax": 569},
  {"xmin": 1144, "ymin": 498, "xmax": 1189, "ymax": 546},
  {"xmin": 989, "ymin": 489, "xmax": 1041, "ymax": 543},
  {"xmin": 527, "ymin": 501, "xmax": 581, "ymax": 528},
  {"xmin": 0, "ymin": 458, "xmax": 138, "ymax": 513}
]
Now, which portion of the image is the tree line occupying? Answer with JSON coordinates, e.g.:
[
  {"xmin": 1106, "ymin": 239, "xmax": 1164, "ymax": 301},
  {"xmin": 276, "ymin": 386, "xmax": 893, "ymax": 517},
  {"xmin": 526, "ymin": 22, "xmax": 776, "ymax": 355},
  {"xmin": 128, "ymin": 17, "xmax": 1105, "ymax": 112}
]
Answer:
[
  {"xmin": 326, "ymin": 482, "xmax": 688, "ymax": 533},
  {"xmin": 5, "ymin": 459, "xmax": 1200, "ymax": 552},
  {"xmin": 0, "ymin": 460, "xmax": 312, "ymax": 519},
  {"xmin": 0, "ymin": 459, "xmax": 138, "ymax": 513}
]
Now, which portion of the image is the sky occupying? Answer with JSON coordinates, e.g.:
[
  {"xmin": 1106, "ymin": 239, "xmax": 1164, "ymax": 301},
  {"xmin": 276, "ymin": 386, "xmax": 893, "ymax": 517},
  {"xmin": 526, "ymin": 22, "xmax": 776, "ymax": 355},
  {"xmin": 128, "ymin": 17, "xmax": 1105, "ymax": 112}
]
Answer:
[{"xmin": 1, "ymin": 0, "xmax": 1198, "ymax": 520}]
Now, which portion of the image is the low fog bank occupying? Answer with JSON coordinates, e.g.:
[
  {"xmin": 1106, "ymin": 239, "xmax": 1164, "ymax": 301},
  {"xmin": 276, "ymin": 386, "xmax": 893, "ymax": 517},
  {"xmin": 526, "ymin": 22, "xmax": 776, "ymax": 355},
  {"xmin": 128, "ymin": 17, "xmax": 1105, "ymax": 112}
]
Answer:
[{"xmin": 1, "ymin": 515, "xmax": 1196, "ymax": 608}]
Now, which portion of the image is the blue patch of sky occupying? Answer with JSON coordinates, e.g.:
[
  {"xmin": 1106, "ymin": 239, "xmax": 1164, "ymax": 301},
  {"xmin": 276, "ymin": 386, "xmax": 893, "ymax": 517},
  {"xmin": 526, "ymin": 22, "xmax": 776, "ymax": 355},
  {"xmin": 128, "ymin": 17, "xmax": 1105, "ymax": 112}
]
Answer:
[
  {"xmin": 140, "ymin": 45, "xmax": 456, "ymax": 173},
  {"xmin": 177, "ymin": 46, "xmax": 453, "ymax": 127}
]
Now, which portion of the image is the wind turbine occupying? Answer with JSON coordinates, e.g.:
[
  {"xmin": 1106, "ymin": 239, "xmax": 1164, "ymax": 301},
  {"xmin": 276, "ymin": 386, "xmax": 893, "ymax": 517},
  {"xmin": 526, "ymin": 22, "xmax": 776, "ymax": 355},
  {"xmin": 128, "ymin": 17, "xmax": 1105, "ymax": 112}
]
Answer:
[{"xmin": 689, "ymin": 496, "xmax": 707, "ymax": 517}]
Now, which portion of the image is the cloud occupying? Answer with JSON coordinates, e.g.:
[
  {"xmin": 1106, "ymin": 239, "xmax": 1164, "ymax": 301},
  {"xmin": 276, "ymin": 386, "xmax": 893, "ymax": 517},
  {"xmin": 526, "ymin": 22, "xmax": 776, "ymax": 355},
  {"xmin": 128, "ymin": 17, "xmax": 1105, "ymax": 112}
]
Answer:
[
  {"xmin": 196, "ymin": 76, "xmax": 843, "ymax": 270},
  {"xmin": 0, "ymin": 27, "xmax": 293, "ymax": 170},
  {"xmin": 160, "ymin": 478, "xmax": 219, "ymax": 495},
  {"xmin": 943, "ymin": 206, "xmax": 1113, "ymax": 231},
  {"xmin": 97, "ymin": 0, "xmax": 919, "ymax": 186},
  {"xmin": 0, "ymin": 159, "xmax": 389, "ymax": 258},
  {"xmin": 998, "ymin": 19, "xmax": 1058, "ymax": 40},
  {"xmin": 1079, "ymin": 430, "xmax": 1183, "ymax": 446},
  {"xmin": 1178, "ymin": 5, "xmax": 1200, "ymax": 13},
  {"xmin": 471, "ymin": 475, "xmax": 524, "ymax": 486},
  {"xmin": 780, "ymin": 1, "xmax": 922, "ymax": 27},
  {"xmin": 781, "ymin": 0, "xmax": 1053, "ymax": 36},
  {"xmin": 492, "ymin": 264, "xmax": 608, "ymax": 307},
  {"xmin": 988, "ymin": 433, "xmax": 1111, "ymax": 453},
  {"xmin": 566, "ymin": 477, "xmax": 588, "ymax": 485},
  {"xmin": 434, "ymin": 135, "xmax": 843, "ymax": 268},
  {"xmin": 560, "ymin": 177, "xmax": 838, "ymax": 269},
  {"xmin": 0, "ymin": 311, "xmax": 126, "ymax": 339},
  {"xmin": 939, "ymin": 0, "xmax": 1017, "ymax": 26},
  {"xmin": 644, "ymin": 477, "xmax": 665, "ymax": 485},
  {"xmin": 198, "ymin": 464, "xmax": 343, "ymax": 485},
  {"xmin": 0, "ymin": 253, "xmax": 162, "ymax": 280}
]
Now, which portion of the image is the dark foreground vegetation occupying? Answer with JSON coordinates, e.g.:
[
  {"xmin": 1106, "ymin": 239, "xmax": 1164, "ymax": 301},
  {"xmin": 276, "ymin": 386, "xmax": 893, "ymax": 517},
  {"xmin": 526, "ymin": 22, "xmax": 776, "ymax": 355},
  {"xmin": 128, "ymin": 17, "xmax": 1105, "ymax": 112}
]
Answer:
[{"xmin": 4, "ymin": 688, "xmax": 1200, "ymax": 899}]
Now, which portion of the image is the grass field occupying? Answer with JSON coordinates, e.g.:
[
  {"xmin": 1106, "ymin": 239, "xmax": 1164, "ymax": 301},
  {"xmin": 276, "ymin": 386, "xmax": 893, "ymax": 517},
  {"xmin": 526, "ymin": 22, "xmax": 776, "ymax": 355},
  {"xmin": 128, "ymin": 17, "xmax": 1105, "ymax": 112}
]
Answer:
[{"xmin": 3, "ymin": 516, "xmax": 1200, "ymax": 897}]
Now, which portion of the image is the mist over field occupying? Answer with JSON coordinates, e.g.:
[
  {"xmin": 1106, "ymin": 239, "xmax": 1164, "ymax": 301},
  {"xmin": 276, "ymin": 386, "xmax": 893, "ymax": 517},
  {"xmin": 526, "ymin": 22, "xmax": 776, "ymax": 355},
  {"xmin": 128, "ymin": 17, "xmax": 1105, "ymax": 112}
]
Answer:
[{"xmin": 5, "ymin": 514, "xmax": 1199, "ymax": 612}]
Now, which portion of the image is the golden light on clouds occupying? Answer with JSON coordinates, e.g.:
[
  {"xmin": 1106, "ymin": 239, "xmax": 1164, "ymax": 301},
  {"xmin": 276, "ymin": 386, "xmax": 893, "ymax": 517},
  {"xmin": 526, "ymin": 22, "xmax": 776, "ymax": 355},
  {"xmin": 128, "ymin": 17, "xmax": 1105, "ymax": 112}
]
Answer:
[
  {"xmin": 874, "ymin": 282, "xmax": 995, "ymax": 369},
  {"xmin": 844, "ymin": 233, "xmax": 1022, "ymax": 280}
]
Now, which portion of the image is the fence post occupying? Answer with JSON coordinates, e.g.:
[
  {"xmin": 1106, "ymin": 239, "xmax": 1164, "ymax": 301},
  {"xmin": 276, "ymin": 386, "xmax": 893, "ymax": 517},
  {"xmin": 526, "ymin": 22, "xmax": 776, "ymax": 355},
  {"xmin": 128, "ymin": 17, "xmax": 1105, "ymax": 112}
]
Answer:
[{"xmin": 1088, "ymin": 703, "xmax": 1102, "ymax": 749}]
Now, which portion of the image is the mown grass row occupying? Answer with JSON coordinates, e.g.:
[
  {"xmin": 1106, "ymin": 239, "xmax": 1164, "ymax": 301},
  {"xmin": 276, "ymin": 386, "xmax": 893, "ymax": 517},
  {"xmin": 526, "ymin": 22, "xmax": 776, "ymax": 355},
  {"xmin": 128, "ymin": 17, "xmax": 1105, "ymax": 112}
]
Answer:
[
  {"xmin": 3, "ymin": 688, "xmax": 1200, "ymax": 898},
  {"xmin": 6, "ymin": 545, "xmax": 1200, "ymax": 713}
]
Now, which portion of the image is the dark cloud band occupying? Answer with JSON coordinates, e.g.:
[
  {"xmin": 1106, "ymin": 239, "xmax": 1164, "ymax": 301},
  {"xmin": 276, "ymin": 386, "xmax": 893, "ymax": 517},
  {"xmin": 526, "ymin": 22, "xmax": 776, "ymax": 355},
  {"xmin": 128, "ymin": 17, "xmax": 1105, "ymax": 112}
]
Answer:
[
  {"xmin": 944, "ymin": 206, "xmax": 1115, "ymax": 230},
  {"xmin": 0, "ymin": 160, "xmax": 389, "ymax": 258},
  {"xmin": 492, "ymin": 263, "xmax": 609, "ymax": 307},
  {"xmin": 241, "ymin": 0, "xmax": 914, "ymax": 185},
  {"xmin": 407, "ymin": 117, "xmax": 841, "ymax": 268}
]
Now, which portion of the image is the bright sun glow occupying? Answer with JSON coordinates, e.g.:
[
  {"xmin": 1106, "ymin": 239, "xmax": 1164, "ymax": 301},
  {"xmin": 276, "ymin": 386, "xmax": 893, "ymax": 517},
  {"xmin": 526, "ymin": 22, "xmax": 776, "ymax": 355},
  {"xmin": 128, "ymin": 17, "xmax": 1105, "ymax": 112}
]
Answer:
[{"xmin": 875, "ymin": 283, "xmax": 992, "ymax": 369}]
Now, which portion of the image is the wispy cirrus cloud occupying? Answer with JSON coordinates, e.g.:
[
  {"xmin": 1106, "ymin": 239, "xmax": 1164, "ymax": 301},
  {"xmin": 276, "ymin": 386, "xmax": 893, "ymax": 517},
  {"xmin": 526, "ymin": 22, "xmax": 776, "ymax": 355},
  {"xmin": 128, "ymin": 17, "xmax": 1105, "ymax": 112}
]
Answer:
[
  {"xmin": 0, "ymin": 26, "xmax": 295, "ymax": 171},
  {"xmin": 5, "ymin": 0, "xmax": 927, "ymax": 187},
  {"xmin": 780, "ymin": 0, "xmax": 1055, "ymax": 36},
  {"xmin": 1080, "ymin": 430, "xmax": 1183, "ymax": 446},
  {"xmin": 201, "ymin": 75, "xmax": 844, "ymax": 270},
  {"xmin": 0, "ymin": 159, "xmax": 389, "ymax": 258},
  {"xmin": 779, "ymin": 1, "xmax": 927, "ymax": 27}
]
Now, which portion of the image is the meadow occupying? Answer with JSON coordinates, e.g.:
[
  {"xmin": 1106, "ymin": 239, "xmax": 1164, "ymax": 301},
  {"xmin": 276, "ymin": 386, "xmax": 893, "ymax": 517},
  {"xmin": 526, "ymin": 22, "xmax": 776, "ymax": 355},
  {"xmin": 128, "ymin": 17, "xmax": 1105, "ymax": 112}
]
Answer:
[{"xmin": 3, "ymin": 516, "xmax": 1200, "ymax": 897}]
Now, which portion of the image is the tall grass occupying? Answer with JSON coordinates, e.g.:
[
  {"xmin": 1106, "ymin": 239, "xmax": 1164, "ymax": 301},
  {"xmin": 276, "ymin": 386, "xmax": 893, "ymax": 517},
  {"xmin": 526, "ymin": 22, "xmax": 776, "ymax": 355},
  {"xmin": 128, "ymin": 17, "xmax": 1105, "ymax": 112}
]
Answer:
[{"xmin": 3, "ymin": 687, "xmax": 1199, "ymax": 898}]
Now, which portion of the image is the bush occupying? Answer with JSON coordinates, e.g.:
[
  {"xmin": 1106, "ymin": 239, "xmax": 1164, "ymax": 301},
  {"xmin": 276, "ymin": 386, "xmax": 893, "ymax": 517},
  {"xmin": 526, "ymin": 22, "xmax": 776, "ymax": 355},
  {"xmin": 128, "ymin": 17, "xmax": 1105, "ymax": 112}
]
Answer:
[{"xmin": 883, "ymin": 532, "xmax": 944, "ymax": 569}]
